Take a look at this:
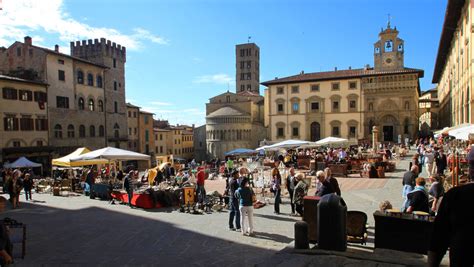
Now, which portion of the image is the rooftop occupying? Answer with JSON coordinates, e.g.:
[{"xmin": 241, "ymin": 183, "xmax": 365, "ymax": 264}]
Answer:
[
  {"xmin": 261, "ymin": 67, "xmax": 424, "ymax": 86},
  {"xmin": 0, "ymin": 74, "xmax": 48, "ymax": 86},
  {"xmin": 206, "ymin": 106, "xmax": 249, "ymax": 118},
  {"xmin": 126, "ymin": 102, "xmax": 140, "ymax": 109}
]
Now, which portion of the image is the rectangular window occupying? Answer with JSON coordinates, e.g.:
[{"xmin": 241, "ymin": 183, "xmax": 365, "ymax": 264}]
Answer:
[
  {"xmin": 332, "ymin": 126, "xmax": 340, "ymax": 136},
  {"xmin": 128, "ymin": 111, "xmax": 131, "ymax": 117},
  {"xmin": 114, "ymin": 102, "xmax": 118, "ymax": 113},
  {"xmin": 160, "ymin": 134, "xmax": 163, "ymax": 140},
  {"xmin": 134, "ymin": 128, "xmax": 137, "ymax": 135},
  {"xmin": 349, "ymin": 126, "xmax": 356, "ymax": 137},
  {"xmin": 113, "ymin": 58, "xmax": 117, "ymax": 68},
  {"xmin": 240, "ymin": 49, "xmax": 244, "ymax": 57},
  {"xmin": 29, "ymin": 49, "xmax": 33, "ymax": 57},
  {"xmin": 34, "ymin": 91, "xmax": 47, "ymax": 102},
  {"xmin": 4, "ymin": 117, "xmax": 19, "ymax": 131},
  {"xmin": 35, "ymin": 118, "xmax": 48, "ymax": 131},
  {"xmin": 276, "ymin": 87, "xmax": 284, "ymax": 94},
  {"xmin": 36, "ymin": 140, "xmax": 43, "ymax": 146},
  {"xmin": 160, "ymin": 146, "xmax": 163, "ymax": 153},
  {"xmin": 292, "ymin": 127, "xmax": 299, "ymax": 137},
  {"xmin": 144, "ymin": 115, "xmax": 149, "ymax": 124},
  {"xmin": 133, "ymin": 112, "xmax": 137, "ymax": 118},
  {"xmin": 349, "ymin": 81, "xmax": 357, "ymax": 89},
  {"xmin": 247, "ymin": 84, "xmax": 251, "ymax": 90},
  {"xmin": 277, "ymin": 127, "xmax": 284, "ymax": 137},
  {"xmin": 292, "ymin": 102, "xmax": 299, "ymax": 113},
  {"xmin": 247, "ymin": 61, "xmax": 251, "ymax": 69},
  {"xmin": 240, "ymin": 84, "xmax": 245, "ymax": 91},
  {"xmin": 56, "ymin": 96, "xmax": 69, "ymax": 109},
  {"xmin": 277, "ymin": 103, "xmax": 284, "ymax": 113},
  {"xmin": 58, "ymin": 59, "xmax": 64, "ymax": 65},
  {"xmin": 2, "ymin": 87, "xmax": 18, "ymax": 100},
  {"xmin": 12, "ymin": 141, "xmax": 21, "ymax": 147},
  {"xmin": 331, "ymin": 82, "xmax": 340, "ymax": 91},
  {"xmin": 291, "ymin": 86, "xmax": 299, "ymax": 93},
  {"xmin": 129, "ymin": 128, "xmax": 132, "ymax": 135},
  {"xmin": 145, "ymin": 130, "xmax": 149, "ymax": 142},
  {"xmin": 311, "ymin": 102, "xmax": 320, "ymax": 111},
  {"xmin": 240, "ymin": 73, "xmax": 245, "ymax": 81},
  {"xmin": 16, "ymin": 47, "xmax": 21, "ymax": 57},
  {"xmin": 114, "ymin": 81, "xmax": 117, "ymax": 91},
  {"xmin": 311, "ymin": 84, "xmax": 320, "ymax": 92},
  {"xmin": 19, "ymin": 90, "xmax": 33, "ymax": 101},
  {"xmin": 247, "ymin": 73, "xmax": 251, "ymax": 80},
  {"xmin": 20, "ymin": 117, "xmax": 34, "ymax": 131},
  {"xmin": 349, "ymin": 100, "xmax": 357, "ymax": 109},
  {"xmin": 240, "ymin": 61, "xmax": 245, "ymax": 69},
  {"xmin": 332, "ymin": 101, "xmax": 339, "ymax": 111},
  {"xmin": 58, "ymin": 70, "xmax": 65, "ymax": 81}
]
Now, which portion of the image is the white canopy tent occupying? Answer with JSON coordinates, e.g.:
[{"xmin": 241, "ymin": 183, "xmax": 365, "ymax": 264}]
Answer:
[
  {"xmin": 70, "ymin": 147, "xmax": 151, "ymax": 162},
  {"xmin": 315, "ymin": 137, "xmax": 349, "ymax": 146},
  {"xmin": 448, "ymin": 124, "xmax": 474, "ymax": 140},
  {"xmin": 260, "ymin": 140, "xmax": 310, "ymax": 151}
]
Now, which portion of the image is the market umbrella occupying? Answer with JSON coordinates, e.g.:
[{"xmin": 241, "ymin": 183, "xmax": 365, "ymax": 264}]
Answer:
[
  {"xmin": 70, "ymin": 147, "xmax": 150, "ymax": 161},
  {"xmin": 225, "ymin": 148, "xmax": 257, "ymax": 156},
  {"xmin": 315, "ymin": 137, "xmax": 349, "ymax": 146},
  {"xmin": 263, "ymin": 139, "xmax": 310, "ymax": 150},
  {"xmin": 52, "ymin": 147, "xmax": 108, "ymax": 167},
  {"xmin": 449, "ymin": 124, "xmax": 474, "ymax": 140}
]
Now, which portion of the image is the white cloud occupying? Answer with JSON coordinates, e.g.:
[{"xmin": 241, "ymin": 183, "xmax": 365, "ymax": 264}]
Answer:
[
  {"xmin": 0, "ymin": 0, "xmax": 167, "ymax": 50},
  {"xmin": 193, "ymin": 74, "xmax": 234, "ymax": 85},
  {"xmin": 149, "ymin": 101, "xmax": 173, "ymax": 106}
]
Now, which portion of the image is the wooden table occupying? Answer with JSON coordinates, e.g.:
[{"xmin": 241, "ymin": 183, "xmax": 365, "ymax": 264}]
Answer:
[{"xmin": 327, "ymin": 163, "xmax": 348, "ymax": 177}]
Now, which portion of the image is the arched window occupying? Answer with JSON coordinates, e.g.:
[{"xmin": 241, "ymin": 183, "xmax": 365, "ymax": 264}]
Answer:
[
  {"xmin": 98, "ymin": 100, "xmax": 104, "ymax": 112},
  {"xmin": 54, "ymin": 124, "xmax": 62, "ymax": 138},
  {"xmin": 99, "ymin": 125, "xmax": 105, "ymax": 137},
  {"xmin": 405, "ymin": 101, "xmax": 410, "ymax": 110},
  {"xmin": 89, "ymin": 125, "xmax": 95, "ymax": 137},
  {"xmin": 67, "ymin": 124, "xmax": 75, "ymax": 138},
  {"xmin": 96, "ymin": 75, "xmax": 103, "ymax": 88},
  {"xmin": 88, "ymin": 99, "xmax": 95, "ymax": 111},
  {"xmin": 78, "ymin": 97, "xmax": 85, "ymax": 110},
  {"xmin": 368, "ymin": 103, "xmax": 373, "ymax": 111},
  {"xmin": 79, "ymin": 125, "xmax": 86, "ymax": 138},
  {"xmin": 114, "ymin": 123, "xmax": 120, "ymax": 138},
  {"xmin": 87, "ymin": 73, "xmax": 94, "ymax": 86},
  {"xmin": 77, "ymin": 70, "xmax": 84, "ymax": 84}
]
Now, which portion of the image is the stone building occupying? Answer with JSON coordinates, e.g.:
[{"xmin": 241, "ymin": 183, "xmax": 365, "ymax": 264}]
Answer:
[
  {"xmin": 70, "ymin": 38, "xmax": 128, "ymax": 149},
  {"xmin": 0, "ymin": 37, "xmax": 110, "ymax": 156},
  {"xmin": 154, "ymin": 128, "xmax": 171, "ymax": 156},
  {"xmin": 139, "ymin": 110, "xmax": 155, "ymax": 155},
  {"xmin": 432, "ymin": 0, "xmax": 472, "ymax": 128},
  {"xmin": 0, "ymin": 74, "xmax": 51, "ymax": 168},
  {"xmin": 205, "ymin": 91, "xmax": 267, "ymax": 159},
  {"xmin": 126, "ymin": 103, "xmax": 140, "ymax": 152},
  {"xmin": 419, "ymin": 89, "xmax": 440, "ymax": 137},
  {"xmin": 169, "ymin": 125, "xmax": 194, "ymax": 160},
  {"xmin": 263, "ymin": 24, "xmax": 423, "ymax": 143},
  {"xmin": 193, "ymin": 125, "xmax": 207, "ymax": 162},
  {"xmin": 236, "ymin": 43, "xmax": 260, "ymax": 94}
]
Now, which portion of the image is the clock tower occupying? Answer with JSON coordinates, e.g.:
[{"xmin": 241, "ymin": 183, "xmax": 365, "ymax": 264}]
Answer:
[{"xmin": 374, "ymin": 21, "xmax": 404, "ymax": 71}]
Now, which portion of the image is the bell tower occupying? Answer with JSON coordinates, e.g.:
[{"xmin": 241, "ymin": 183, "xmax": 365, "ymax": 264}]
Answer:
[{"xmin": 374, "ymin": 19, "xmax": 404, "ymax": 71}]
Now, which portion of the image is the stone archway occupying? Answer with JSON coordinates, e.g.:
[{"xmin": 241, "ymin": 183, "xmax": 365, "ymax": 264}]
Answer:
[{"xmin": 379, "ymin": 114, "xmax": 399, "ymax": 142}]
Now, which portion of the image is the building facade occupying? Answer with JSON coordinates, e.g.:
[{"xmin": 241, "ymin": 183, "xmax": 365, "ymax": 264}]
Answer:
[
  {"xmin": 263, "ymin": 25, "xmax": 423, "ymax": 143},
  {"xmin": 206, "ymin": 91, "xmax": 267, "ymax": 159},
  {"xmin": 154, "ymin": 128, "xmax": 170, "ymax": 156},
  {"xmin": 433, "ymin": 0, "xmax": 472, "ymax": 128},
  {"xmin": 0, "ymin": 37, "xmax": 111, "ymax": 156},
  {"xmin": 126, "ymin": 103, "xmax": 140, "ymax": 152},
  {"xmin": 70, "ymin": 38, "xmax": 128, "ymax": 149},
  {"xmin": 419, "ymin": 89, "xmax": 440, "ymax": 137},
  {"xmin": 0, "ymin": 75, "xmax": 50, "ymax": 167},
  {"xmin": 193, "ymin": 125, "xmax": 207, "ymax": 162},
  {"xmin": 139, "ymin": 111, "xmax": 155, "ymax": 155},
  {"xmin": 236, "ymin": 43, "xmax": 260, "ymax": 94}
]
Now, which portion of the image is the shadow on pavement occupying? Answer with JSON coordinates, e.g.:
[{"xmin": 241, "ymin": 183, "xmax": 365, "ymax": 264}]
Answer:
[
  {"xmin": 252, "ymin": 231, "xmax": 293, "ymax": 243},
  {"xmin": 1, "ymin": 201, "xmax": 282, "ymax": 266},
  {"xmin": 254, "ymin": 213, "xmax": 300, "ymax": 223}
]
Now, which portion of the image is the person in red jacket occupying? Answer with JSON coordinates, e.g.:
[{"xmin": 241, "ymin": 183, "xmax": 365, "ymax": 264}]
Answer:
[{"xmin": 196, "ymin": 170, "xmax": 206, "ymax": 204}]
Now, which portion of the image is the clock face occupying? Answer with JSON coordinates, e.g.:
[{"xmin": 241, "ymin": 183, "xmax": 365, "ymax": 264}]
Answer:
[{"xmin": 385, "ymin": 58, "xmax": 392, "ymax": 64}]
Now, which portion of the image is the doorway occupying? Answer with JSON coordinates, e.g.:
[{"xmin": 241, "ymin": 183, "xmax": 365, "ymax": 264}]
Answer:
[
  {"xmin": 383, "ymin": 126, "xmax": 394, "ymax": 142},
  {"xmin": 310, "ymin": 122, "xmax": 321, "ymax": 141}
]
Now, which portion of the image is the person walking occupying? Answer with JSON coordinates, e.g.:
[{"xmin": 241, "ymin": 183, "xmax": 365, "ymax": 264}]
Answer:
[
  {"xmin": 435, "ymin": 149, "xmax": 447, "ymax": 175},
  {"xmin": 424, "ymin": 148, "xmax": 435, "ymax": 177},
  {"xmin": 286, "ymin": 168, "xmax": 296, "ymax": 215},
  {"xmin": 8, "ymin": 170, "xmax": 22, "ymax": 209},
  {"xmin": 293, "ymin": 173, "xmax": 308, "ymax": 216},
  {"xmin": 315, "ymin": 170, "xmax": 334, "ymax": 197},
  {"xmin": 402, "ymin": 165, "xmax": 418, "ymax": 211},
  {"xmin": 324, "ymin": 168, "xmax": 341, "ymax": 196},
  {"xmin": 23, "ymin": 173, "xmax": 33, "ymax": 201},
  {"xmin": 271, "ymin": 168, "xmax": 282, "ymax": 214},
  {"xmin": 124, "ymin": 171, "xmax": 134, "ymax": 208},
  {"xmin": 235, "ymin": 178, "xmax": 255, "ymax": 236},
  {"xmin": 196, "ymin": 169, "xmax": 206, "ymax": 204},
  {"xmin": 227, "ymin": 170, "xmax": 241, "ymax": 231}
]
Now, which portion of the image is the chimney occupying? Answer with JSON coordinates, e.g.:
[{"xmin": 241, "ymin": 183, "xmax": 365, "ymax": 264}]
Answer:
[
  {"xmin": 192, "ymin": 124, "xmax": 195, "ymax": 129},
  {"xmin": 274, "ymin": 77, "xmax": 278, "ymax": 80},
  {"xmin": 24, "ymin": 36, "xmax": 32, "ymax": 46},
  {"xmin": 334, "ymin": 67, "xmax": 337, "ymax": 71},
  {"xmin": 349, "ymin": 66, "xmax": 352, "ymax": 70},
  {"xmin": 54, "ymin": 45, "xmax": 59, "ymax": 52},
  {"xmin": 300, "ymin": 70, "xmax": 304, "ymax": 75}
]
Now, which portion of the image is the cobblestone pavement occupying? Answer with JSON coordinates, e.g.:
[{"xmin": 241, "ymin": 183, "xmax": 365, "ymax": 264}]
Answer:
[{"xmin": 1, "ymin": 150, "xmax": 441, "ymax": 266}]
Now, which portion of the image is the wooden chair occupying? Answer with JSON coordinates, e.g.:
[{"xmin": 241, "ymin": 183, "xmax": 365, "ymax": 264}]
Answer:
[
  {"xmin": 346, "ymin": 211, "xmax": 368, "ymax": 245},
  {"xmin": 59, "ymin": 179, "xmax": 72, "ymax": 193}
]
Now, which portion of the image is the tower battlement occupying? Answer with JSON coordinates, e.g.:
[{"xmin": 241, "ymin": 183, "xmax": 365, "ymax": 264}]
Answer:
[{"xmin": 70, "ymin": 38, "xmax": 126, "ymax": 62}]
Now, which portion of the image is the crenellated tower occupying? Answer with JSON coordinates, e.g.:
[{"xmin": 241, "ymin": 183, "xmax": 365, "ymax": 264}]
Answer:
[{"xmin": 70, "ymin": 38, "xmax": 128, "ymax": 148}]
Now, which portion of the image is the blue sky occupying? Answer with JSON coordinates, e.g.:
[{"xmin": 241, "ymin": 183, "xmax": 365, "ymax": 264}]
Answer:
[{"xmin": 0, "ymin": 0, "xmax": 446, "ymax": 126}]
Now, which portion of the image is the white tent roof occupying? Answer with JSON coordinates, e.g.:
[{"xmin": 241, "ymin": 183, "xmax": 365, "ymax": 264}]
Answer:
[
  {"xmin": 70, "ymin": 147, "xmax": 151, "ymax": 161},
  {"xmin": 315, "ymin": 137, "xmax": 349, "ymax": 146},
  {"xmin": 8, "ymin": 157, "xmax": 42, "ymax": 168},
  {"xmin": 449, "ymin": 124, "xmax": 474, "ymax": 140},
  {"xmin": 262, "ymin": 140, "xmax": 309, "ymax": 150}
]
